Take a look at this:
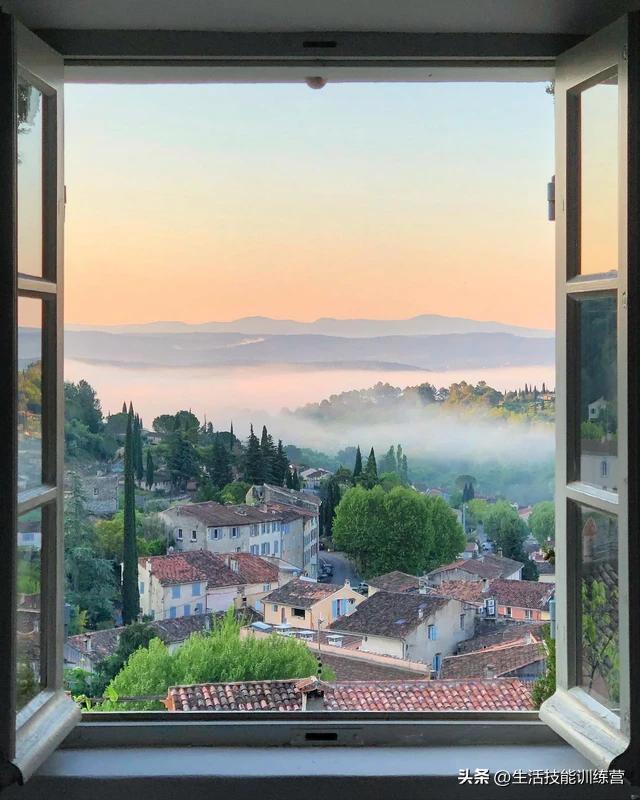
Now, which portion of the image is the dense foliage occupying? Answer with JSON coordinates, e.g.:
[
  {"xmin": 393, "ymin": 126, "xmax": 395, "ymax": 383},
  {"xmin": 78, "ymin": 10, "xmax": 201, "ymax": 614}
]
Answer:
[
  {"xmin": 332, "ymin": 485, "xmax": 465, "ymax": 578},
  {"xmin": 93, "ymin": 611, "xmax": 334, "ymax": 711}
]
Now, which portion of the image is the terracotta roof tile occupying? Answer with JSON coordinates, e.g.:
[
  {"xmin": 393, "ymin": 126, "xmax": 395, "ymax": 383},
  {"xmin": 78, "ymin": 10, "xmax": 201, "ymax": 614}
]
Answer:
[
  {"xmin": 487, "ymin": 579, "xmax": 555, "ymax": 611},
  {"xmin": 167, "ymin": 678, "xmax": 534, "ymax": 712},
  {"xmin": 429, "ymin": 553, "xmax": 523, "ymax": 580},
  {"xmin": 139, "ymin": 550, "xmax": 240, "ymax": 587}
]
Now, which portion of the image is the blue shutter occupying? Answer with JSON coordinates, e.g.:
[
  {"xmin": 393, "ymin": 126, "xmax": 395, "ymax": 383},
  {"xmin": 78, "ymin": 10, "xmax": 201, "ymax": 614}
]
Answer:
[{"xmin": 331, "ymin": 599, "xmax": 338, "ymax": 619}]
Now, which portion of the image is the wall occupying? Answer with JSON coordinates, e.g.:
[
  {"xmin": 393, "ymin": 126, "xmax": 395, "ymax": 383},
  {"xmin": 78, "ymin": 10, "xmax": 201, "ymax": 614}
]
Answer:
[
  {"xmin": 405, "ymin": 598, "xmax": 474, "ymax": 665},
  {"xmin": 262, "ymin": 584, "xmax": 364, "ymax": 629},
  {"xmin": 498, "ymin": 604, "xmax": 549, "ymax": 621}
]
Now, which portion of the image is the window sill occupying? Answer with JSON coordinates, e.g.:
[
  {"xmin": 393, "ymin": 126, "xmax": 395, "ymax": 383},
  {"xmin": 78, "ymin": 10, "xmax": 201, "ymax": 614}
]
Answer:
[{"xmin": 5, "ymin": 739, "xmax": 628, "ymax": 800}]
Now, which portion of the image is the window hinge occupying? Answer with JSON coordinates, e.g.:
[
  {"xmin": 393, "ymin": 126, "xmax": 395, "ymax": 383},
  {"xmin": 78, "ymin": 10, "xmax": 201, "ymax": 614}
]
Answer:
[{"xmin": 547, "ymin": 175, "xmax": 555, "ymax": 221}]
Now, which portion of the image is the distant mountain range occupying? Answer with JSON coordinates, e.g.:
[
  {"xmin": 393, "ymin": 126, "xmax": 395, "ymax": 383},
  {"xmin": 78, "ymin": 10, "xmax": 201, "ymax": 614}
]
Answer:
[
  {"xmin": 66, "ymin": 313, "xmax": 553, "ymax": 340},
  {"xmin": 55, "ymin": 329, "xmax": 554, "ymax": 371}
]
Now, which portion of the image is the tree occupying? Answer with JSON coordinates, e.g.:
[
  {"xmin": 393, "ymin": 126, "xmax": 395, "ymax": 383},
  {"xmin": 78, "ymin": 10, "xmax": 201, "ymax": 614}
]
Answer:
[
  {"xmin": 64, "ymin": 473, "xmax": 118, "ymax": 629},
  {"xmin": 401, "ymin": 454, "xmax": 409, "ymax": 484},
  {"xmin": 204, "ymin": 434, "xmax": 232, "ymax": 489},
  {"xmin": 219, "ymin": 481, "xmax": 250, "ymax": 504},
  {"xmin": 122, "ymin": 406, "xmax": 140, "ymax": 625},
  {"xmin": 122, "ymin": 401, "xmax": 127, "ymax": 414},
  {"xmin": 320, "ymin": 476, "xmax": 341, "ymax": 538},
  {"xmin": 260, "ymin": 425, "xmax": 278, "ymax": 484},
  {"xmin": 532, "ymin": 625, "xmax": 556, "ymax": 708},
  {"xmin": 380, "ymin": 446, "xmax": 397, "ymax": 475},
  {"xmin": 352, "ymin": 446, "xmax": 363, "ymax": 484},
  {"xmin": 363, "ymin": 447, "xmax": 378, "ymax": 488},
  {"xmin": 98, "ymin": 611, "xmax": 333, "ymax": 711},
  {"xmin": 145, "ymin": 448, "xmax": 155, "ymax": 489},
  {"xmin": 529, "ymin": 501, "xmax": 555, "ymax": 546},
  {"xmin": 134, "ymin": 414, "xmax": 144, "ymax": 484},
  {"xmin": 332, "ymin": 485, "xmax": 465, "ymax": 578},
  {"xmin": 483, "ymin": 501, "xmax": 528, "ymax": 561},
  {"xmin": 291, "ymin": 468, "xmax": 301, "ymax": 491},
  {"xmin": 273, "ymin": 439, "xmax": 289, "ymax": 486},
  {"xmin": 243, "ymin": 425, "xmax": 264, "ymax": 484},
  {"xmin": 167, "ymin": 431, "xmax": 199, "ymax": 490}
]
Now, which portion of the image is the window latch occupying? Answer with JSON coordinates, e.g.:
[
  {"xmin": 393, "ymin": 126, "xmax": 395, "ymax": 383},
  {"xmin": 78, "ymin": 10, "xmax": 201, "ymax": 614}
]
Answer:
[{"xmin": 547, "ymin": 175, "xmax": 555, "ymax": 221}]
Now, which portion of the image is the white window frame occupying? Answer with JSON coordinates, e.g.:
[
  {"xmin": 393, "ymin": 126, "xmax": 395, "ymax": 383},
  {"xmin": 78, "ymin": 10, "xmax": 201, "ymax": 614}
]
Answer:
[
  {"xmin": 2, "ymin": 10, "xmax": 639, "ymax": 790},
  {"xmin": 539, "ymin": 15, "xmax": 639, "ymax": 777}
]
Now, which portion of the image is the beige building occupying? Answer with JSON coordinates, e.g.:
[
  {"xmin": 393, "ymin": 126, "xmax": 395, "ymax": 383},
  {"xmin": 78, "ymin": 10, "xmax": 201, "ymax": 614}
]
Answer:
[
  {"xmin": 262, "ymin": 578, "xmax": 364, "ymax": 630},
  {"xmin": 328, "ymin": 590, "xmax": 476, "ymax": 673},
  {"xmin": 159, "ymin": 500, "xmax": 318, "ymax": 577},
  {"xmin": 138, "ymin": 550, "xmax": 280, "ymax": 620}
]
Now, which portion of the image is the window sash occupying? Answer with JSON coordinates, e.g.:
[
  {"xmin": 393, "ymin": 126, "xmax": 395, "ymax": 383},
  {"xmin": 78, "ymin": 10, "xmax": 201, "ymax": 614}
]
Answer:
[
  {"xmin": 540, "ymin": 13, "xmax": 640, "ymax": 779},
  {"xmin": 0, "ymin": 15, "xmax": 79, "ymax": 786}
]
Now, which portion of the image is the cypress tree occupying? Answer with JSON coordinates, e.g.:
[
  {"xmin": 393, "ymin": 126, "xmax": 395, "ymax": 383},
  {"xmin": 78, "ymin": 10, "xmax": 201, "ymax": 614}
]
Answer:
[
  {"xmin": 291, "ymin": 468, "xmax": 301, "ymax": 491},
  {"xmin": 285, "ymin": 468, "xmax": 294, "ymax": 489},
  {"xmin": 260, "ymin": 425, "xmax": 277, "ymax": 484},
  {"xmin": 401, "ymin": 454, "xmax": 409, "ymax": 484},
  {"xmin": 353, "ymin": 446, "xmax": 363, "ymax": 483},
  {"xmin": 212, "ymin": 434, "xmax": 232, "ymax": 487},
  {"xmin": 145, "ymin": 448, "xmax": 155, "ymax": 489},
  {"xmin": 122, "ymin": 401, "xmax": 127, "ymax": 414},
  {"xmin": 134, "ymin": 414, "xmax": 144, "ymax": 484},
  {"xmin": 396, "ymin": 444, "xmax": 404, "ymax": 474},
  {"xmin": 243, "ymin": 424, "xmax": 265, "ymax": 484},
  {"xmin": 274, "ymin": 440, "xmax": 289, "ymax": 486},
  {"xmin": 364, "ymin": 447, "xmax": 378, "ymax": 487},
  {"xmin": 230, "ymin": 421, "xmax": 234, "ymax": 448},
  {"xmin": 122, "ymin": 405, "xmax": 140, "ymax": 625}
]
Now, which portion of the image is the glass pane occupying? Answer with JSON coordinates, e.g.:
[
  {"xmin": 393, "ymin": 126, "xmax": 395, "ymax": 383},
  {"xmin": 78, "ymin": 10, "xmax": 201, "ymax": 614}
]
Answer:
[
  {"xmin": 18, "ymin": 297, "xmax": 43, "ymax": 492},
  {"xmin": 575, "ymin": 503, "xmax": 619, "ymax": 712},
  {"xmin": 574, "ymin": 294, "xmax": 617, "ymax": 491},
  {"xmin": 17, "ymin": 78, "xmax": 43, "ymax": 277},
  {"xmin": 578, "ymin": 74, "xmax": 618, "ymax": 276},
  {"xmin": 16, "ymin": 508, "xmax": 42, "ymax": 712}
]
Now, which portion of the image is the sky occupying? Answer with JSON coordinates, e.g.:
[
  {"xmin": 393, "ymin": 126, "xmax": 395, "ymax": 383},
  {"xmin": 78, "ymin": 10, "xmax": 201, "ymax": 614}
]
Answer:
[{"xmin": 61, "ymin": 81, "xmax": 558, "ymax": 329}]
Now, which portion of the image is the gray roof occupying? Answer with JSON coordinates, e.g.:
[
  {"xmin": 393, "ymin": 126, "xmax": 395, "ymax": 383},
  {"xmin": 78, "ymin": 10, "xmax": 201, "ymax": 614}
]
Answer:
[
  {"xmin": 263, "ymin": 578, "xmax": 343, "ymax": 608},
  {"xmin": 168, "ymin": 501, "xmax": 301, "ymax": 527},
  {"xmin": 328, "ymin": 591, "xmax": 450, "ymax": 639}
]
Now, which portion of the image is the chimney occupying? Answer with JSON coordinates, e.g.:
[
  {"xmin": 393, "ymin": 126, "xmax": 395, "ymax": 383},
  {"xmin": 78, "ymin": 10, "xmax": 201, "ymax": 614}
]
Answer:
[
  {"xmin": 419, "ymin": 576, "xmax": 428, "ymax": 595},
  {"xmin": 483, "ymin": 664, "xmax": 496, "ymax": 680},
  {"xmin": 146, "ymin": 559, "xmax": 153, "ymax": 575},
  {"xmin": 482, "ymin": 578, "xmax": 489, "ymax": 592},
  {"xmin": 344, "ymin": 578, "xmax": 350, "ymax": 588},
  {"xmin": 418, "ymin": 607, "xmax": 424, "ymax": 620},
  {"xmin": 297, "ymin": 677, "xmax": 325, "ymax": 711},
  {"xmin": 84, "ymin": 634, "xmax": 92, "ymax": 653}
]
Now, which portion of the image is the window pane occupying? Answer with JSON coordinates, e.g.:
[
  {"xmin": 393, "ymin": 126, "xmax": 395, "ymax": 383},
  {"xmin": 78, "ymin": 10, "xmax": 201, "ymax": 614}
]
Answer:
[
  {"xmin": 18, "ymin": 297, "xmax": 43, "ymax": 492},
  {"xmin": 17, "ymin": 508, "xmax": 42, "ymax": 712},
  {"xmin": 575, "ymin": 503, "xmax": 619, "ymax": 712},
  {"xmin": 17, "ymin": 78, "xmax": 43, "ymax": 277},
  {"xmin": 573, "ymin": 294, "xmax": 617, "ymax": 491},
  {"xmin": 578, "ymin": 74, "xmax": 618, "ymax": 276}
]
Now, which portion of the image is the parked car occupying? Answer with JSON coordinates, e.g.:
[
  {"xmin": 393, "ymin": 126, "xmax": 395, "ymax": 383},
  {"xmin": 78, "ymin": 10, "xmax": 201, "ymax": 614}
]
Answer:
[
  {"xmin": 355, "ymin": 582, "xmax": 369, "ymax": 595},
  {"xmin": 319, "ymin": 560, "xmax": 333, "ymax": 576},
  {"xmin": 317, "ymin": 572, "xmax": 331, "ymax": 583}
]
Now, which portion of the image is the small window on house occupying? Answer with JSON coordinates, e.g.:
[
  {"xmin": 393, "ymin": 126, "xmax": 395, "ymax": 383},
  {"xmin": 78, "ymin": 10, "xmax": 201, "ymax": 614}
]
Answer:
[
  {"xmin": 524, "ymin": 608, "xmax": 533, "ymax": 620},
  {"xmin": 191, "ymin": 530, "xmax": 197, "ymax": 542},
  {"xmin": 139, "ymin": 581, "xmax": 144, "ymax": 595},
  {"xmin": 272, "ymin": 604, "xmax": 278, "ymax": 612},
  {"xmin": 177, "ymin": 528, "xmax": 183, "ymax": 540},
  {"xmin": 183, "ymin": 604, "xmax": 191, "ymax": 617},
  {"xmin": 169, "ymin": 607, "xmax": 177, "ymax": 619},
  {"xmin": 93, "ymin": 487, "xmax": 98, "ymax": 496},
  {"xmin": 459, "ymin": 613, "xmax": 466, "ymax": 629},
  {"xmin": 232, "ymin": 527, "xmax": 238, "ymax": 538},
  {"xmin": 263, "ymin": 583, "xmax": 270, "ymax": 592},
  {"xmin": 273, "ymin": 540, "xmax": 279, "ymax": 554},
  {"xmin": 427, "ymin": 624, "xmax": 437, "ymax": 640},
  {"xmin": 235, "ymin": 546, "xmax": 241, "ymax": 553},
  {"xmin": 292, "ymin": 607, "xmax": 305, "ymax": 618},
  {"xmin": 210, "ymin": 528, "xmax": 221, "ymax": 540},
  {"xmin": 505, "ymin": 606, "xmax": 512, "ymax": 617},
  {"xmin": 601, "ymin": 460, "xmax": 608, "ymax": 478},
  {"xmin": 432, "ymin": 652, "xmax": 442, "ymax": 673},
  {"xmin": 172, "ymin": 585, "xmax": 181, "ymax": 599},
  {"xmin": 250, "ymin": 545, "xmax": 259, "ymax": 555},
  {"xmin": 192, "ymin": 582, "xmax": 201, "ymax": 596}
]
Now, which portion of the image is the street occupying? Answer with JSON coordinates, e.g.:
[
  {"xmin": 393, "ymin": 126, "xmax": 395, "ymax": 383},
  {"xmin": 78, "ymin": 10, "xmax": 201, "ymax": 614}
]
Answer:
[{"xmin": 319, "ymin": 551, "xmax": 361, "ymax": 586}]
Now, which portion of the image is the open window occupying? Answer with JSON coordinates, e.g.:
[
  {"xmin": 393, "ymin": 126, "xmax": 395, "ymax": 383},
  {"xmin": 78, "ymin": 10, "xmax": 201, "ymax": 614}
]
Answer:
[
  {"xmin": 0, "ymin": 14, "xmax": 80, "ymax": 786},
  {"xmin": 539, "ymin": 14, "xmax": 640, "ymax": 778},
  {"xmin": 1, "ymin": 4, "xmax": 640, "ymax": 791}
]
